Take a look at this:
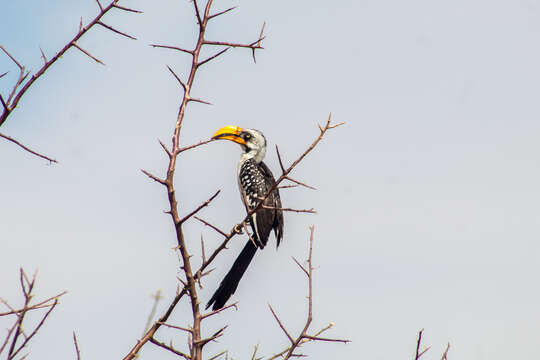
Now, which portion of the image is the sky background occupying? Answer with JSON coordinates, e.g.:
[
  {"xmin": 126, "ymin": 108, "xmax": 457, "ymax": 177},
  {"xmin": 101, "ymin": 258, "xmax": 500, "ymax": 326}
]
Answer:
[{"xmin": 2, "ymin": 0, "xmax": 540, "ymax": 359}]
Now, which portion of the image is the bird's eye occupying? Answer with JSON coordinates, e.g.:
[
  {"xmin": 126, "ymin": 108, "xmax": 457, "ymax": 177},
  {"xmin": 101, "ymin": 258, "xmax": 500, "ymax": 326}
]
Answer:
[{"xmin": 244, "ymin": 133, "xmax": 252, "ymax": 140}]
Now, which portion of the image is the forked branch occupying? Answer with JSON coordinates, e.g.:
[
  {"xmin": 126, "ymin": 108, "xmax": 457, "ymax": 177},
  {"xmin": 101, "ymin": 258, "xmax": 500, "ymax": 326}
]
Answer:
[
  {"xmin": 266, "ymin": 227, "xmax": 349, "ymax": 360},
  {"xmin": 0, "ymin": 0, "xmax": 139, "ymax": 161},
  {"xmin": 0, "ymin": 269, "xmax": 66, "ymax": 359}
]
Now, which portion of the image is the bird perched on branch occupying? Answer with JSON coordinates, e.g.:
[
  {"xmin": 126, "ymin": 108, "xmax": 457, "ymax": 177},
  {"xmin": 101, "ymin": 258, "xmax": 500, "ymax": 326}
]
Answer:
[{"xmin": 207, "ymin": 125, "xmax": 284, "ymax": 310}]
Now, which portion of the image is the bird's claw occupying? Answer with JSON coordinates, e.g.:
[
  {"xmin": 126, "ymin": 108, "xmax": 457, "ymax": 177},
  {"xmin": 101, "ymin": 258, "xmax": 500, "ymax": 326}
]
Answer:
[{"xmin": 233, "ymin": 224, "xmax": 244, "ymax": 234}]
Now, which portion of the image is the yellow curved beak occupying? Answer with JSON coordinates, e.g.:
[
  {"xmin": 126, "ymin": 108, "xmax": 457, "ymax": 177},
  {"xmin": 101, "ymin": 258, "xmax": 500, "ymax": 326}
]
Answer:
[{"xmin": 212, "ymin": 125, "xmax": 245, "ymax": 145}]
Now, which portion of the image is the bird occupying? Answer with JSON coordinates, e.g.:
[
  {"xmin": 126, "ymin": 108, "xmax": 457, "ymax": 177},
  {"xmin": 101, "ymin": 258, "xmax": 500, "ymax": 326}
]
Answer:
[{"xmin": 206, "ymin": 125, "xmax": 284, "ymax": 310}]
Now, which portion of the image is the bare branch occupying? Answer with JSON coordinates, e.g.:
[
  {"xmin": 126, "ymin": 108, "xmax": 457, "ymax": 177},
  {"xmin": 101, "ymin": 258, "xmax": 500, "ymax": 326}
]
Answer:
[
  {"xmin": 0, "ymin": 1, "xmax": 141, "ymax": 128},
  {"xmin": 166, "ymin": 65, "xmax": 187, "ymax": 92},
  {"xmin": 208, "ymin": 350, "xmax": 227, "ymax": 360},
  {"xmin": 141, "ymin": 169, "xmax": 167, "ymax": 185},
  {"xmin": 97, "ymin": 21, "xmax": 137, "ymax": 40},
  {"xmin": 203, "ymin": 40, "xmax": 264, "ymax": 49},
  {"xmin": 192, "ymin": 0, "xmax": 203, "ymax": 26},
  {"xmin": 302, "ymin": 335, "xmax": 350, "ymax": 343},
  {"xmin": 188, "ymin": 97, "xmax": 213, "ymax": 105},
  {"xmin": 73, "ymin": 44, "xmax": 105, "ymax": 65},
  {"xmin": 415, "ymin": 329, "xmax": 427, "ymax": 360},
  {"xmin": 0, "ymin": 321, "xmax": 17, "ymax": 355},
  {"xmin": 73, "ymin": 332, "xmax": 81, "ymax": 360},
  {"xmin": 10, "ymin": 299, "xmax": 58, "ymax": 359},
  {"xmin": 0, "ymin": 93, "xmax": 8, "ymax": 112},
  {"xmin": 194, "ymin": 326, "xmax": 227, "ymax": 347},
  {"xmin": 208, "ymin": 6, "xmax": 237, "ymax": 20},
  {"xmin": 292, "ymin": 257, "xmax": 309, "ymax": 277},
  {"xmin": 441, "ymin": 343, "xmax": 450, "ymax": 360},
  {"xmin": 179, "ymin": 190, "xmax": 221, "ymax": 224},
  {"xmin": 150, "ymin": 337, "xmax": 191, "ymax": 360},
  {"xmin": 201, "ymin": 302, "xmax": 237, "ymax": 320},
  {"xmin": 113, "ymin": 4, "xmax": 142, "ymax": 13},
  {"xmin": 95, "ymin": 0, "xmax": 103, "ymax": 11},
  {"xmin": 194, "ymin": 216, "xmax": 228, "ymax": 238},
  {"xmin": 200, "ymin": 235, "xmax": 207, "ymax": 264},
  {"xmin": 262, "ymin": 205, "xmax": 316, "ymax": 214},
  {"xmin": 0, "ymin": 71, "xmax": 7, "ymax": 79},
  {"xmin": 253, "ymin": 22, "xmax": 266, "ymax": 63},
  {"xmin": 267, "ymin": 227, "xmax": 350, "ymax": 360},
  {"xmin": 39, "ymin": 47, "xmax": 47, "ymax": 64},
  {"xmin": 177, "ymin": 138, "xmax": 214, "ymax": 153},
  {"xmin": 0, "ymin": 46, "xmax": 23, "ymax": 70},
  {"xmin": 197, "ymin": 48, "xmax": 229, "ymax": 68},
  {"xmin": 142, "ymin": 290, "xmax": 163, "ymax": 336},
  {"xmin": 268, "ymin": 304, "xmax": 294, "ymax": 344},
  {"xmin": 151, "ymin": 44, "xmax": 193, "ymax": 55},
  {"xmin": 275, "ymin": 145, "xmax": 286, "ymax": 172},
  {"xmin": 0, "ymin": 290, "xmax": 67, "ymax": 316},
  {"xmin": 157, "ymin": 322, "xmax": 193, "ymax": 334},
  {"xmin": 285, "ymin": 176, "xmax": 316, "ymax": 190},
  {"xmin": 0, "ymin": 132, "xmax": 57, "ymax": 163},
  {"xmin": 158, "ymin": 139, "xmax": 173, "ymax": 158}
]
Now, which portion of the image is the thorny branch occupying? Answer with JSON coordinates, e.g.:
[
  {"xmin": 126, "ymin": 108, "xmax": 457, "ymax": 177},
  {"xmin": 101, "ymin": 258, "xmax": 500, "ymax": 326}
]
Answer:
[
  {"xmin": 126, "ymin": 2, "xmax": 345, "ymax": 360},
  {"xmin": 265, "ymin": 227, "xmax": 349, "ymax": 360},
  {"xmin": 0, "ymin": 269, "xmax": 66, "ymax": 359},
  {"xmin": 0, "ymin": 0, "xmax": 139, "ymax": 161},
  {"xmin": 413, "ymin": 329, "xmax": 450, "ymax": 360},
  {"xmin": 132, "ymin": 115, "xmax": 342, "ymax": 360},
  {"xmin": 125, "ymin": 1, "xmax": 264, "ymax": 359},
  {"xmin": 0, "ymin": 132, "xmax": 58, "ymax": 163}
]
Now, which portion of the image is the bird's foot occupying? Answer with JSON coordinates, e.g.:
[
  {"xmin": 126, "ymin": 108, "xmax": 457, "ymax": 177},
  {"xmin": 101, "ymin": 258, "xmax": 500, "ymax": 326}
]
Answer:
[{"xmin": 233, "ymin": 224, "xmax": 244, "ymax": 234}]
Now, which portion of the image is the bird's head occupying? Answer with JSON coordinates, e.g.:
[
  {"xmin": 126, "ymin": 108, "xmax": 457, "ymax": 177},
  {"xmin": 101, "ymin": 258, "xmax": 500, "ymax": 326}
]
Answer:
[{"xmin": 212, "ymin": 125, "xmax": 267, "ymax": 162}]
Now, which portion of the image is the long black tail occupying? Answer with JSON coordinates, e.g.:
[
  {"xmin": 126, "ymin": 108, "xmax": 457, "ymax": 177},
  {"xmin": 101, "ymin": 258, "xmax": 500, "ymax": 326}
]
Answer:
[{"xmin": 206, "ymin": 240, "xmax": 258, "ymax": 310}]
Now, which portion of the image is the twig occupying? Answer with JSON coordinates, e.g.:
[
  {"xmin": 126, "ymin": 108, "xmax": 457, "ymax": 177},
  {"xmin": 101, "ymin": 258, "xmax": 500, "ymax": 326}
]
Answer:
[
  {"xmin": 197, "ymin": 48, "xmax": 230, "ymax": 68},
  {"xmin": 113, "ymin": 4, "xmax": 142, "ymax": 13},
  {"xmin": 441, "ymin": 343, "xmax": 450, "ymax": 360},
  {"xmin": 267, "ymin": 227, "xmax": 350, "ymax": 360},
  {"xmin": 0, "ymin": 1, "xmax": 139, "ymax": 129},
  {"xmin": 275, "ymin": 145, "xmax": 286, "ymax": 172},
  {"xmin": 208, "ymin": 350, "xmax": 227, "ymax": 360},
  {"xmin": 268, "ymin": 304, "xmax": 294, "ymax": 344},
  {"xmin": 291, "ymin": 257, "xmax": 309, "ymax": 277},
  {"xmin": 39, "ymin": 48, "xmax": 47, "ymax": 64},
  {"xmin": 194, "ymin": 326, "xmax": 227, "ymax": 346},
  {"xmin": 208, "ymin": 6, "xmax": 237, "ymax": 20},
  {"xmin": 415, "ymin": 329, "xmax": 430, "ymax": 360},
  {"xmin": 177, "ymin": 138, "xmax": 214, "ymax": 153},
  {"xmin": 262, "ymin": 205, "xmax": 316, "ymax": 214},
  {"xmin": 97, "ymin": 21, "xmax": 136, "ymax": 40},
  {"xmin": 194, "ymin": 216, "xmax": 228, "ymax": 238},
  {"xmin": 253, "ymin": 22, "xmax": 266, "ymax": 63},
  {"xmin": 151, "ymin": 44, "xmax": 193, "ymax": 55},
  {"xmin": 157, "ymin": 322, "xmax": 193, "ymax": 333},
  {"xmin": 0, "ymin": 132, "xmax": 57, "ymax": 163},
  {"xmin": 73, "ymin": 44, "xmax": 105, "ymax": 65},
  {"xmin": 9, "ymin": 299, "xmax": 58, "ymax": 359},
  {"xmin": 178, "ymin": 190, "xmax": 221, "ymax": 224},
  {"xmin": 142, "ymin": 290, "xmax": 163, "ymax": 336},
  {"xmin": 73, "ymin": 332, "xmax": 81, "ymax": 360},
  {"xmin": 166, "ymin": 65, "xmax": 187, "ymax": 92},
  {"xmin": 141, "ymin": 169, "xmax": 167, "ymax": 185},
  {"xmin": 149, "ymin": 337, "xmax": 191, "ymax": 360},
  {"xmin": 201, "ymin": 302, "xmax": 237, "ymax": 320},
  {"xmin": 285, "ymin": 176, "xmax": 316, "ymax": 190}
]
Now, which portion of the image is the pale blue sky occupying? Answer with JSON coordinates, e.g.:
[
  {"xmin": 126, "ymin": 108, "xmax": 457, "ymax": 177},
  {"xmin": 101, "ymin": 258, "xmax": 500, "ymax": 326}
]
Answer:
[{"xmin": 2, "ymin": 1, "xmax": 540, "ymax": 359}]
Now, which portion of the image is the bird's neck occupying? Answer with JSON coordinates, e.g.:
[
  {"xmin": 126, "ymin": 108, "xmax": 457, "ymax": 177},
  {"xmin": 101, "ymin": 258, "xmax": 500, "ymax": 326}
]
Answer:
[{"xmin": 240, "ymin": 147, "xmax": 266, "ymax": 164}]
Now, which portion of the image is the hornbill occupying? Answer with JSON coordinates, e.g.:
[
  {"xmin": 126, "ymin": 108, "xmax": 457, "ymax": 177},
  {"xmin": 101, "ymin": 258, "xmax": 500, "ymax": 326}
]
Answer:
[{"xmin": 207, "ymin": 125, "xmax": 284, "ymax": 310}]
